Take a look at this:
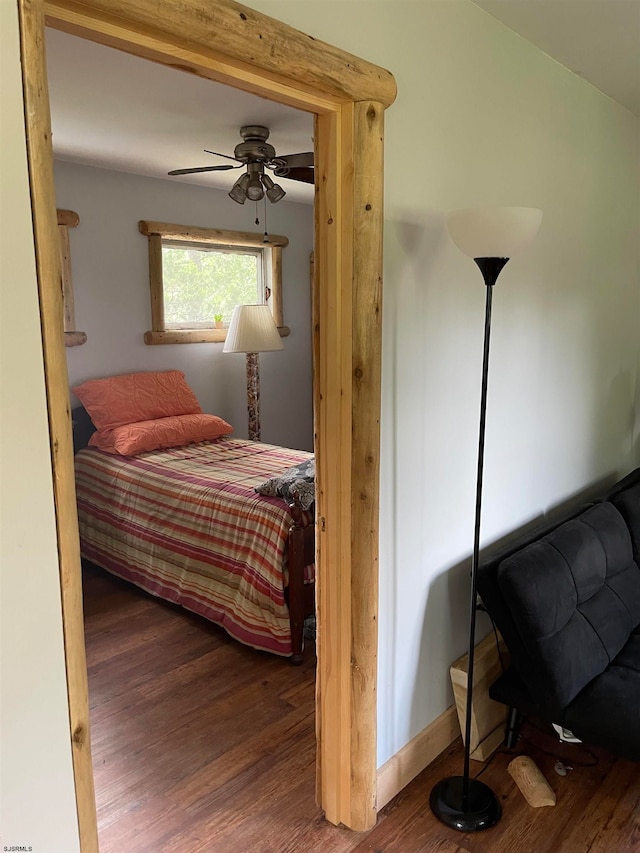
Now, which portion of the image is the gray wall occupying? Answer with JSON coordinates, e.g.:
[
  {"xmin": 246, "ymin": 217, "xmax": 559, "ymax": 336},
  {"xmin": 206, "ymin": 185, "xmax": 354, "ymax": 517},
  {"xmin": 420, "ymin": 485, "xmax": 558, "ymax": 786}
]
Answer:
[{"xmin": 55, "ymin": 160, "xmax": 314, "ymax": 451}]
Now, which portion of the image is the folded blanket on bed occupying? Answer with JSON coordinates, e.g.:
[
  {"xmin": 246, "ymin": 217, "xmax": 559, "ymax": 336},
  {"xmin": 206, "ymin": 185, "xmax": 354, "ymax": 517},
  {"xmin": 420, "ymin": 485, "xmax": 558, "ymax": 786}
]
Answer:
[{"xmin": 256, "ymin": 457, "xmax": 315, "ymax": 510}]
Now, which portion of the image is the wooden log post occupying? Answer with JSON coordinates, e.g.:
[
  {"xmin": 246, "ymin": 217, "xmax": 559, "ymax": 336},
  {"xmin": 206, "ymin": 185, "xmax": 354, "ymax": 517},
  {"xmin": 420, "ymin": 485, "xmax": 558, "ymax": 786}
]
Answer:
[
  {"xmin": 19, "ymin": 3, "xmax": 97, "ymax": 850},
  {"xmin": 350, "ymin": 99, "xmax": 385, "ymax": 829}
]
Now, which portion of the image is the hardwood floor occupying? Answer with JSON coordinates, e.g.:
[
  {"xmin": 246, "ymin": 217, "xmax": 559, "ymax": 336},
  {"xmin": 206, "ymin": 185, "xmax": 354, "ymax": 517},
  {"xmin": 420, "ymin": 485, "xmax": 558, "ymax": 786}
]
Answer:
[{"xmin": 83, "ymin": 564, "xmax": 640, "ymax": 852}]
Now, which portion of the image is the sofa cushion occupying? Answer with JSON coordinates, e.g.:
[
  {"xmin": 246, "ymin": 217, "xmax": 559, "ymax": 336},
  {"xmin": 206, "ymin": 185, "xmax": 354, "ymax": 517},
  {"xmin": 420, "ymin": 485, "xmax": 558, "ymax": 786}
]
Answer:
[
  {"xmin": 497, "ymin": 502, "xmax": 640, "ymax": 710},
  {"xmin": 477, "ymin": 506, "xmax": 589, "ymax": 713},
  {"xmin": 611, "ymin": 481, "xmax": 640, "ymax": 564},
  {"xmin": 562, "ymin": 629, "xmax": 640, "ymax": 761}
]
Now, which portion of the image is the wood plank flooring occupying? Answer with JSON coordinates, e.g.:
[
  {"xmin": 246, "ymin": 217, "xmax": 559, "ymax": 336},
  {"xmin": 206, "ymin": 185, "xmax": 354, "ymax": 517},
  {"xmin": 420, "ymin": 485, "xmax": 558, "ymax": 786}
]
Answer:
[{"xmin": 83, "ymin": 564, "xmax": 640, "ymax": 852}]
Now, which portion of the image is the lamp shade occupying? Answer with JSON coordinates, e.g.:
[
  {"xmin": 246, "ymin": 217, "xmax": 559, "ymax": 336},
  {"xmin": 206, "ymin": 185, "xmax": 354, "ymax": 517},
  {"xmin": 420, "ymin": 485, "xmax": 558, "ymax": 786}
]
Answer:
[
  {"xmin": 223, "ymin": 304, "xmax": 284, "ymax": 353},
  {"xmin": 447, "ymin": 207, "xmax": 543, "ymax": 259}
]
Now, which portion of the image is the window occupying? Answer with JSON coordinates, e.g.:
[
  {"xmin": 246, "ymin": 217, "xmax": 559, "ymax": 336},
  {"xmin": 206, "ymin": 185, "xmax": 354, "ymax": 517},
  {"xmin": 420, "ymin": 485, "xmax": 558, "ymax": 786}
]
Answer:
[
  {"xmin": 139, "ymin": 220, "xmax": 288, "ymax": 344},
  {"xmin": 162, "ymin": 243, "xmax": 261, "ymax": 328}
]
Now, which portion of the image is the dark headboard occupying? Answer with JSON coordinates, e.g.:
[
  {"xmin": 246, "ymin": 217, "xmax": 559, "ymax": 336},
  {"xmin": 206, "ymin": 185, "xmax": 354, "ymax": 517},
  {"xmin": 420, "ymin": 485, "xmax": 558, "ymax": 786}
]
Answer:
[{"xmin": 72, "ymin": 406, "xmax": 96, "ymax": 454}]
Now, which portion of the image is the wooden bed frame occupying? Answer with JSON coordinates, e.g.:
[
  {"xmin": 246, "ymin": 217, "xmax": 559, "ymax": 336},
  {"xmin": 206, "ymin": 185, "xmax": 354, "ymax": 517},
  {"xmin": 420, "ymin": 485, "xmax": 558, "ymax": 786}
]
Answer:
[
  {"xmin": 72, "ymin": 406, "xmax": 316, "ymax": 663},
  {"xmin": 286, "ymin": 501, "xmax": 316, "ymax": 664}
]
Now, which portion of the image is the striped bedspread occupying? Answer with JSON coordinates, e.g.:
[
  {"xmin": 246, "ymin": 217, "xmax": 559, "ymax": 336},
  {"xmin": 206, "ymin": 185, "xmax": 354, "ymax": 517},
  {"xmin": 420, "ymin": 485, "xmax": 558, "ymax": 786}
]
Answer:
[{"xmin": 75, "ymin": 437, "xmax": 314, "ymax": 656}]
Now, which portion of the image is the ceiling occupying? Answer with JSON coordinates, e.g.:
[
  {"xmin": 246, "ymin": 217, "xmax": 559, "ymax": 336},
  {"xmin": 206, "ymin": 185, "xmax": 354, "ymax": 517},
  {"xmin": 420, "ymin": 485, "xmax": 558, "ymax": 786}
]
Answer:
[
  {"xmin": 45, "ymin": 2, "xmax": 639, "ymax": 202},
  {"xmin": 471, "ymin": 0, "xmax": 640, "ymax": 116}
]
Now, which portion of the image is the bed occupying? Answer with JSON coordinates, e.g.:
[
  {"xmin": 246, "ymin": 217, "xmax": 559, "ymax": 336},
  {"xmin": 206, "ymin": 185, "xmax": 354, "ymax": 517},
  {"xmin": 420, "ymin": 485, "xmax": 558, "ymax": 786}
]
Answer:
[{"xmin": 72, "ymin": 370, "xmax": 316, "ymax": 663}]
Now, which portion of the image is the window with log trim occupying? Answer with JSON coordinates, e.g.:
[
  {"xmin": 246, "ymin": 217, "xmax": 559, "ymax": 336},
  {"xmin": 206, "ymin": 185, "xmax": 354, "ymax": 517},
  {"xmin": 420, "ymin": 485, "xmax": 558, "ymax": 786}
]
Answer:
[{"xmin": 139, "ymin": 220, "xmax": 289, "ymax": 345}]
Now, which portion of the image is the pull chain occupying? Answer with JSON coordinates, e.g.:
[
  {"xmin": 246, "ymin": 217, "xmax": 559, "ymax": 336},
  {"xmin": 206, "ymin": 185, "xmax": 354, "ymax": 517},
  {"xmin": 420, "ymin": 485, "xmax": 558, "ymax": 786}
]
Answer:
[
  {"xmin": 262, "ymin": 197, "xmax": 269, "ymax": 243},
  {"xmin": 253, "ymin": 198, "xmax": 269, "ymax": 242}
]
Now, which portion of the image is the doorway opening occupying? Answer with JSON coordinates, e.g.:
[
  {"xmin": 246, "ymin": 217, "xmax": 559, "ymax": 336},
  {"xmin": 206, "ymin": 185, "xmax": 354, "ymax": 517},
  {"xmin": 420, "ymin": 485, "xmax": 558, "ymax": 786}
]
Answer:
[{"xmin": 47, "ymin": 25, "xmax": 317, "ymax": 847}]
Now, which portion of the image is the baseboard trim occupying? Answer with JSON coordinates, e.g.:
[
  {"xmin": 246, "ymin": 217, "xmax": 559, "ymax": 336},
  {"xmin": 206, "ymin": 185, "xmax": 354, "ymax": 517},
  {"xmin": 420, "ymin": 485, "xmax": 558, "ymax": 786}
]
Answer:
[{"xmin": 376, "ymin": 705, "xmax": 459, "ymax": 811}]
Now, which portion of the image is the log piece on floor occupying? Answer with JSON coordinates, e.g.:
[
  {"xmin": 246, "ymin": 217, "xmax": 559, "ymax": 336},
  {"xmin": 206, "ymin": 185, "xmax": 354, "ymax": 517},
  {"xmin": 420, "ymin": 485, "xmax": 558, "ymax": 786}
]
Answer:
[{"xmin": 508, "ymin": 756, "xmax": 557, "ymax": 807}]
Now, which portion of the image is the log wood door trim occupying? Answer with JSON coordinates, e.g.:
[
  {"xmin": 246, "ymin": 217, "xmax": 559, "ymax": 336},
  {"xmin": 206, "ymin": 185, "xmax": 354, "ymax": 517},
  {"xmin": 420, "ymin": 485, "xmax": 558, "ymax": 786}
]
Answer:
[{"xmin": 19, "ymin": 0, "xmax": 396, "ymax": 845}]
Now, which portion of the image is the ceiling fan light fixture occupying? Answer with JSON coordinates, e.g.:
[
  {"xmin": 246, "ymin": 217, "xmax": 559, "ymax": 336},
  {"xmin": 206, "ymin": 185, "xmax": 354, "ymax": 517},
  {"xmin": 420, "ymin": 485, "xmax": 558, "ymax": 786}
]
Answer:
[
  {"xmin": 246, "ymin": 175, "xmax": 265, "ymax": 201},
  {"xmin": 261, "ymin": 173, "xmax": 286, "ymax": 204},
  {"xmin": 247, "ymin": 169, "xmax": 264, "ymax": 201},
  {"xmin": 228, "ymin": 171, "xmax": 251, "ymax": 204}
]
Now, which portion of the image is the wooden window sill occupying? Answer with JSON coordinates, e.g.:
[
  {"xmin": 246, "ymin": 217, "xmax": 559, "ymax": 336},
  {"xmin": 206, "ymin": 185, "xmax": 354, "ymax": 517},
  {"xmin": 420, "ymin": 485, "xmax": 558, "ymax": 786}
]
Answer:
[{"xmin": 144, "ymin": 326, "xmax": 290, "ymax": 345}]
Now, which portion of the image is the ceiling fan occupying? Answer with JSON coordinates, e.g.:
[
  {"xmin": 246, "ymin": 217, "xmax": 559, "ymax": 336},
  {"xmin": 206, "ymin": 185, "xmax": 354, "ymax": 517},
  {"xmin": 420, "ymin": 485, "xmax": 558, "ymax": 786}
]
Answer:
[{"xmin": 168, "ymin": 125, "xmax": 314, "ymax": 205}]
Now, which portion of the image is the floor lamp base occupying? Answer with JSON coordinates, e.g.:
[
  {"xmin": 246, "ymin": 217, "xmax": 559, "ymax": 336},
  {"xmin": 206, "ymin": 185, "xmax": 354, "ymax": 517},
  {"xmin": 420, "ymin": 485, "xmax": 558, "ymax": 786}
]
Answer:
[{"xmin": 430, "ymin": 776, "xmax": 501, "ymax": 832}]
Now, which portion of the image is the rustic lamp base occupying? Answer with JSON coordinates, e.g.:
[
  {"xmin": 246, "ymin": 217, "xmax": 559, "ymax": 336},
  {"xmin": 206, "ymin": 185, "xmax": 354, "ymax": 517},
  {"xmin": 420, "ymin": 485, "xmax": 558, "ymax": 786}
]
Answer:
[{"xmin": 246, "ymin": 351, "xmax": 261, "ymax": 441}]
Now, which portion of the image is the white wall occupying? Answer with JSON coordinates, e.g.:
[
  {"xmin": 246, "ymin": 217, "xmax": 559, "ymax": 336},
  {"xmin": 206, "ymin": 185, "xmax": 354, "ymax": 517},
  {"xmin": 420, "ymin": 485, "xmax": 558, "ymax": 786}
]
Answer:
[
  {"xmin": 55, "ymin": 160, "xmax": 314, "ymax": 451},
  {"xmin": 247, "ymin": 0, "xmax": 640, "ymax": 765},
  {"xmin": 0, "ymin": 2, "xmax": 80, "ymax": 850}
]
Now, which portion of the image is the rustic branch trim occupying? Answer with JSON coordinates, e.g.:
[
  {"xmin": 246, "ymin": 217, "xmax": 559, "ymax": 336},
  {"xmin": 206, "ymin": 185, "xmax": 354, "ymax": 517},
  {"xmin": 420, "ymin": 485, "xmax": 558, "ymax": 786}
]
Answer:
[
  {"xmin": 57, "ymin": 208, "xmax": 79, "ymax": 227},
  {"xmin": 144, "ymin": 326, "xmax": 290, "ymax": 345},
  {"xmin": 64, "ymin": 331, "xmax": 88, "ymax": 347},
  {"xmin": 57, "ymin": 207, "xmax": 86, "ymax": 347},
  {"xmin": 270, "ymin": 247, "xmax": 284, "ymax": 328},
  {"xmin": 148, "ymin": 234, "xmax": 164, "ymax": 333},
  {"xmin": 139, "ymin": 220, "xmax": 288, "ymax": 247},
  {"xmin": 21, "ymin": 8, "xmax": 97, "ymax": 851},
  {"xmin": 59, "ymin": 221, "xmax": 74, "ymax": 329},
  {"xmin": 44, "ymin": 0, "xmax": 397, "ymax": 109}
]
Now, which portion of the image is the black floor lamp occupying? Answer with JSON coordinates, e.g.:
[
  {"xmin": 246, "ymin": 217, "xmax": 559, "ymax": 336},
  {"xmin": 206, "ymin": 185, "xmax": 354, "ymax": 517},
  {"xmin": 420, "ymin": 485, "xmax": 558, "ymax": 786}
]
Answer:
[{"xmin": 430, "ymin": 206, "xmax": 543, "ymax": 832}]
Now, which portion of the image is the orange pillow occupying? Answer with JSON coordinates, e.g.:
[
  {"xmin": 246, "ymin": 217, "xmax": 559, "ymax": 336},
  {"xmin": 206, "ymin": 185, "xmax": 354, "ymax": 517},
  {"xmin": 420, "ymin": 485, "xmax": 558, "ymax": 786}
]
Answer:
[
  {"xmin": 72, "ymin": 370, "xmax": 202, "ymax": 430},
  {"xmin": 88, "ymin": 414, "xmax": 233, "ymax": 456}
]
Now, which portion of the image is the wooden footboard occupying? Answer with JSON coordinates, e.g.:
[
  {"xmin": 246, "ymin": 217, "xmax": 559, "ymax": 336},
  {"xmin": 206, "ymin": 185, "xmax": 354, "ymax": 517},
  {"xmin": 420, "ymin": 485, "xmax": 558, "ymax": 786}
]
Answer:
[{"xmin": 287, "ymin": 502, "xmax": 316, "ymax": 664}]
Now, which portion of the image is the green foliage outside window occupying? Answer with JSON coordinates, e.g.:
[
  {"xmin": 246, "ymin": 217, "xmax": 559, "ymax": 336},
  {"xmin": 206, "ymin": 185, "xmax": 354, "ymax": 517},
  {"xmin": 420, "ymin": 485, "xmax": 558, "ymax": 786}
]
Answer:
[{"xmin": 162, "ymin": 245, "xmax": 260, "ymax": 325}]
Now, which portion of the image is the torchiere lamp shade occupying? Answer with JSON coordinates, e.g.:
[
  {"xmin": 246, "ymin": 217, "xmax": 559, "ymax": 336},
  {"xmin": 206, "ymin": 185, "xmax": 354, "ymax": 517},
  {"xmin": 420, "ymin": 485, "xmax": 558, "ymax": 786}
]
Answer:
[{"xmin": 447, "ymin": 207, "xmax": 543, "ymax": 259}]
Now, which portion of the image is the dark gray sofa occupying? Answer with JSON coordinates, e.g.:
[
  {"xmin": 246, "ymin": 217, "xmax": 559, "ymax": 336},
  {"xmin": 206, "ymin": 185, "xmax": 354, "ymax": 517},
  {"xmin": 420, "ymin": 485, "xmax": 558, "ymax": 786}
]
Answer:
[{"xmin": 477, "ymin": 468, "xmax": 640, "ymax": 761}]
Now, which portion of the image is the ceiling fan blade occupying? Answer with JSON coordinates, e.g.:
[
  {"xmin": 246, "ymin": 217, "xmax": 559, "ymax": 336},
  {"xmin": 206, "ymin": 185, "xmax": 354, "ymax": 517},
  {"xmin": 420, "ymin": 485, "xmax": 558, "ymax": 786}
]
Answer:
[
  {"xmin": 168, "ymin": 164, "xmax": 239, "ymax": 176},
  {"xmin": 271, "ymin": 152, "xmax": 314, "ymax": 182},
  {"xmin": 203, "ymin": 149, "xmax": 243, "ymax": 163},
  {"xmin": 282, "ymin": 166, "xmax": 315, "ymax": 185},
  {"xmin": 277, "ymin": 152, "xmax": 314, "ymax": 168}
]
